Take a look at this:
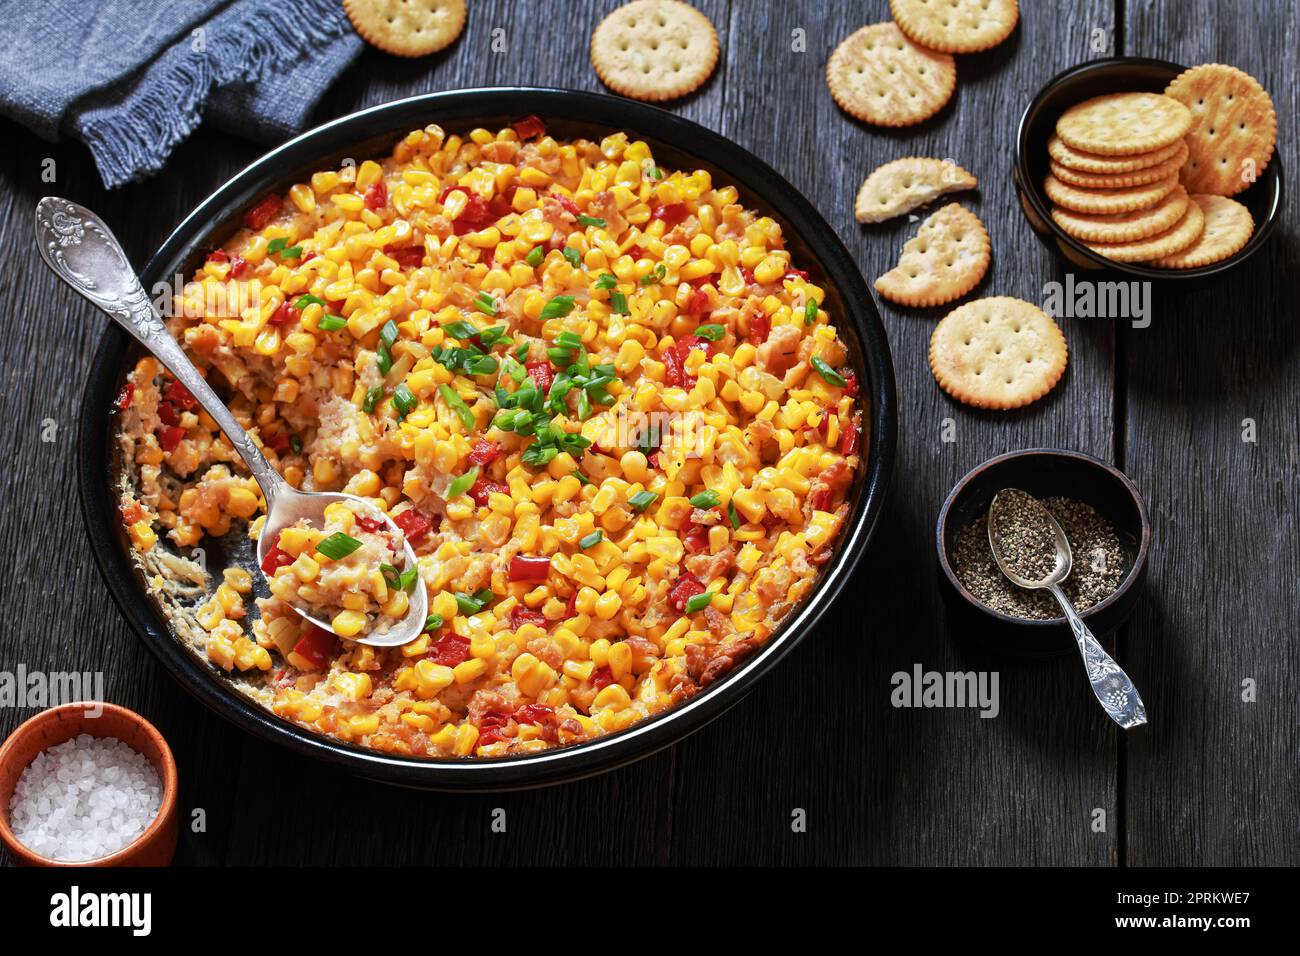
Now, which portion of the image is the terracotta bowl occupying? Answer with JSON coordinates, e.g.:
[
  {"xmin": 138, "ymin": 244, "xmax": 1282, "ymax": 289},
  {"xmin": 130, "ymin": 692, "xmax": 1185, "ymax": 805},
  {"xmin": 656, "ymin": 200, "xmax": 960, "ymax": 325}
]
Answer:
[{"xmin": 0, "ymin": 702, "xmax": 178, "ymax": 866}]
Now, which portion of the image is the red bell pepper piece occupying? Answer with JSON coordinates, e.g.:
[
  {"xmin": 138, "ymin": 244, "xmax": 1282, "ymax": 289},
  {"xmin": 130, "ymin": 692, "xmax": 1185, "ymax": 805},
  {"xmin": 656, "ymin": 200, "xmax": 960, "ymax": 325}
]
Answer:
[
  {"xmin": 467, "ymin": 440, "xmax": 501, "ymax": 465},
  {"xmin": 591, "ymin": 665, "xmax": 614, "ymax": 690},
  {"xmin": 553, "ymin": 193, "xmax": 580, "ymax": 217},
  {"xmin": 511, "ymin": 115, "xmax": 547, "ymax": 140},
  {"xmin": 663, "ymin": 347, "xmax": 686, "ymax": 388},
  {"xmin": 163, "ymin": 380, "xmax": 197, "ymax": 411},
  {"xmin": 509, "ymin": 555, "xmax": 552, "ymax": 583},
  {"xmin": 157, "ymin": 402, "xmax": 179, "ymax": 426},
  {"xmin": 476, "ymin": 711, "xmax": 513, "ymax": 746},
  {"xmin": 229, "ymin": 255, "xmax": 250, "ymax": 278},
  {"xmin": 651, "ymin": 202, "xmax": 689, "ymax": 227},
  {"xmin": 260, "ymin": 534, "xmax": 293, "ymax": 574},
  {"xmin": 667, "ymin": 573, "xmax": 706, "ymax": 613},
  {"xmin": 509, "ymin": 605, "xmax": 548, "ymax": 630},
  {"xmin": 429, "ymin": 632, "xmax": 471, "ymax": 667},
  {"xmin": 468, "ymin": 477, "xmax": 508, "ymax": 506},
  {"xmin": 748, "ymin": 312, "xmax": 771, "ymax": 345},
  {"xmin": 684, "ymin": 522, "xmax": 710, "ymax": 554},
  {"xmin": 784, "ymin": 267, "xmax": 810, "ymax": 281},
  {"xmin": 355, "ymin": 514, "xmax": 387, "ymax": 533},
  {"xmin": 840, "ymin": 424, "xmax": 860, "ymax": 456},
  {"xmin": 206, "ymin": 249, "xmax": 228, "ymax": 264},
  {"xmin": 159, "ymin": 425, "xmax": 185, "ymax": 453},
  {"xmin": 363, "ymin": 179, "xmax": 388, "ymax": 210},
  {"xmin": 242, "ymin": 194, "xmax": 281, "ymax": 231},
  {"xmin": 526, "ymin": 361, "xmax": 554, "ymax": 392},
  {"xmin": 514, "ymin": 703, "xmax": 555, "ymax": 725},
  {"xmin": 384, "ymin": 244, "xmax": 424, "ymax": 268},
  {"xmin": 392, "ymin": 508, "xmax": 433, "ymax": 543},
  {"xmin": 809, "ymin": 486, "xmax": 834, "ymax": 512},
  {"xmin": 268, "ymin": 301, "xmax": 299, "ymax": 327},
  {"xmin": 114, "ymin": 382, "xmax": 134, "ymax": 411},
  {"xmin": 291, "ymin": 625, "xmax": 339, "ymax": 671},
  {"xmin": 842, "ymin": 370, "xmax": 859, "ymax": 398}
]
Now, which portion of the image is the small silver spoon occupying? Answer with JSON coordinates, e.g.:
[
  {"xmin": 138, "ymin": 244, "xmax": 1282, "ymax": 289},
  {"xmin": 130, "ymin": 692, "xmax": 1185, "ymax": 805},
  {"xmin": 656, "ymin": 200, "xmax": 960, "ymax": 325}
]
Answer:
[
  {"xmin": 988, "ymin": 489, "xmax": 1147, "ymax": 729},
  {"xmin": 36, "ymin": 197, "xmax": 427, "ymax": 648}
]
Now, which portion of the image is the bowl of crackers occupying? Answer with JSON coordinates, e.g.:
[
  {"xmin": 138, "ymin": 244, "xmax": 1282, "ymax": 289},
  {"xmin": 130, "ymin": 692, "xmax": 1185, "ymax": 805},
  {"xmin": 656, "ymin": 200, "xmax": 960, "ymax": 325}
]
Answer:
[{"xmin": 1014, "ymin": 57, "xmax": 1283, "ymax": 278}]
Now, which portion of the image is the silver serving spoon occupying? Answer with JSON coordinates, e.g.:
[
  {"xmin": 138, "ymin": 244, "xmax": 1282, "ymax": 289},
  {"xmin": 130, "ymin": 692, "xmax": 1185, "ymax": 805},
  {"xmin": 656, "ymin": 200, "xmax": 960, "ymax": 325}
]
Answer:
[
  {"xmin": 988, "ymin": 489, "xmax": 1147, "ymax": 729},
  {"xmin": 35, "ymin": 197, "xmax": 426, "ymax": 648}
]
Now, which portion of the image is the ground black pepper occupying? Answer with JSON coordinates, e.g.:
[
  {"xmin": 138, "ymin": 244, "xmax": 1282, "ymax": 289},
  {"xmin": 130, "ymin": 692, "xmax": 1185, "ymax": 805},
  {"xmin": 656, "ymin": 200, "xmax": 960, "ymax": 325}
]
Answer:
[{"xmin": 951, "ymin": 494, "xmax": 1128, "ymax": 620}]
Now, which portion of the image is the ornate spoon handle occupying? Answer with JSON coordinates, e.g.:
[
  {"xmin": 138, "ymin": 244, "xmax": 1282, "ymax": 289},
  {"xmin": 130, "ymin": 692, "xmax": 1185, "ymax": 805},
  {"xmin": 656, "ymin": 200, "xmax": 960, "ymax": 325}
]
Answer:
[
  {"xmin": 35, "ymin": 197, "xmax": 287, "ymax": 508},
  {"xmin": 1047, "ymin": 583, "xmax": 1148, "ymax": 729}
]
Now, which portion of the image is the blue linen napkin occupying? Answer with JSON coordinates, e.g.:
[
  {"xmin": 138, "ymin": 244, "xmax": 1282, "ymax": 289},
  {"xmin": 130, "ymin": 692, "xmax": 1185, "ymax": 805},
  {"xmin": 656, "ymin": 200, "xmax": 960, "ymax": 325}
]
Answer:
[{"xmin": 0, "ymin": 0, "xmax": 363, "ymax": 188}]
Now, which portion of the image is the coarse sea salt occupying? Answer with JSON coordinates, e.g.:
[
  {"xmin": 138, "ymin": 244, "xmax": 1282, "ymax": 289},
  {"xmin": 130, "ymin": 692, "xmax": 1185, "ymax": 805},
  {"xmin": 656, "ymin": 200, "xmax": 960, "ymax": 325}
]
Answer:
[{"xmin": 8, "ymin": 733, "xmax": 161, "ymax": 862}]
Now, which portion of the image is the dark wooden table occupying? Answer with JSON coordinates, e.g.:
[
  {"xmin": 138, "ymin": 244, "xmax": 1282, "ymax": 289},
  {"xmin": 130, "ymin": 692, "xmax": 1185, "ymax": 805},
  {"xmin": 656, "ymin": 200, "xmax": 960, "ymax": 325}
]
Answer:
[{"xmin": 1, "ymin": 0, "xmax": 1295, "ymax": 866}]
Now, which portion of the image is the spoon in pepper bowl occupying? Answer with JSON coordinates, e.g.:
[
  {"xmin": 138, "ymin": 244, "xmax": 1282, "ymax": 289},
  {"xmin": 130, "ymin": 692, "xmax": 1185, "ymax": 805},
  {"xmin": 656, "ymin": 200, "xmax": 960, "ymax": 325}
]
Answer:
[
  {"xmin": 987, "ymin": 488, "xmax": 1147, "ymax": 729},
  {"xmin": 35, "ymin": 197, "xmax": 427, "ymax": 648}
]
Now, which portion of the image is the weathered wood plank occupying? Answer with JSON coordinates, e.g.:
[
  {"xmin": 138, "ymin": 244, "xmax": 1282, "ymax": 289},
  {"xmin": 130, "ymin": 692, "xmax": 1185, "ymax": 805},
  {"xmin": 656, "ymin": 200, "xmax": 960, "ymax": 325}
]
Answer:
[
  {"xmin": 666, "ymin": 0, "xmax": 1120, "ymax": 865},
  {"xmin": 1120, "ymin": 0, "xmax": 1300, "ymax": 866}
]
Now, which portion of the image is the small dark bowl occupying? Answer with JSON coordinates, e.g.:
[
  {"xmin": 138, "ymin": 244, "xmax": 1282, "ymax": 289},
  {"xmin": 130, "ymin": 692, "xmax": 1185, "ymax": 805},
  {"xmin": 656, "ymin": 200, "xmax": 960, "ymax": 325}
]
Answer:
[
  {"xmin": 935, "ymin": 449, "xmax": 1150, "ymax": 658},
  {"xmin": 1014, "ymin": 57, "xmax": 1283, "ymax": 280}
]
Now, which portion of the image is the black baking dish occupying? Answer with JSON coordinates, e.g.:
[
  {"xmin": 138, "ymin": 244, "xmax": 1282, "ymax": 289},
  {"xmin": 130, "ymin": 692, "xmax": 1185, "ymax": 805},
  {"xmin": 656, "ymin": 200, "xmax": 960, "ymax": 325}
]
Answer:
[{"xmin": 76, "ymin": 87, "xmax": 897, "ymax": 790}]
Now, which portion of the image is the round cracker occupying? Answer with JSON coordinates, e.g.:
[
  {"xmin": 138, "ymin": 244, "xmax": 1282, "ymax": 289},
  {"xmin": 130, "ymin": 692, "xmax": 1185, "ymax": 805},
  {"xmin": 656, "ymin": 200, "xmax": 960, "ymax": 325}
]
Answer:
[
  {"xmin": 827, "ymin": 22, "xmax": 956, "ymax": 127},
  {"xmin": 875, "ymin": 204, "xmax": 990, "ymax": 307},
  {"xmin": 1047, "ymin": 134, "xmax": 1184, "ymax": 174},
  {"xmin": 1049, "ymin": 142, "xmax": 1188, "ymax": 189},
  {"xmin": 1084, "ymin": 198, "xmax": 1205, "ymax": 263},
  {"xmin": 590, "ymin": 0, "xmax": 719, "ymax": 102},
  {"xmin": 1149, "ymin": 194, "xmax": 1253, "ymax": 269},
  {"xmin": 1055, "ymin": 92, "xmax": 1192, "ymax": 156},
  {"xmin": 344, "ymin": 0, "xmax": 466, "ymax": 57},
  {"xmin": 930, "ymin": 298, "xmax": 1068, "ymax": 410},
  {"xmin": 890, "ymin": 0, "xmax": 1019, "ymax": 54},
  {"xmin": 854, "ymin": 157, "xmax": 977, "ymax": 223},
  {"xmin": 1164, "ymin": 63, "xmax": 1277, "ymax": 197},
  {"xmin": 1044, "ymin": 172, "xmax": 1179, "ymax": 215},
  {"xmin": 1051, "ymin": 186, "xmax": 1189, "ymax": 243}
]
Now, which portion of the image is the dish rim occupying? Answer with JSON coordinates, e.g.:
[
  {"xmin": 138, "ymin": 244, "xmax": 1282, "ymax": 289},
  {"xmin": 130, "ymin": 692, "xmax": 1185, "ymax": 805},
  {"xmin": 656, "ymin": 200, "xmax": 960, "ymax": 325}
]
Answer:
[
  {"xmin": 76, "ymin": 86, "xmax": 897, "ymax": 790},
  {"xmin": 1014, "ymin": 55, "xmax": 1284, "ymax": 280}
]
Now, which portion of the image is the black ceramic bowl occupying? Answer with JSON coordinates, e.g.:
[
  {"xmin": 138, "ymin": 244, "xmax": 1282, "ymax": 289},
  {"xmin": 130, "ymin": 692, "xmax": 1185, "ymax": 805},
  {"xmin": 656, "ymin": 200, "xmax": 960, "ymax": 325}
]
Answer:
[
  {"xmin": 1014, "ymin": 57, "xmax": 1283, "ymax": 280},
  {"xmin": 76, "ymin": 87, "xmax": 897, "ymax": 790},
  {"xmin": 935, "ymin": 449, "xmax": 1150, "ymax": 658}
]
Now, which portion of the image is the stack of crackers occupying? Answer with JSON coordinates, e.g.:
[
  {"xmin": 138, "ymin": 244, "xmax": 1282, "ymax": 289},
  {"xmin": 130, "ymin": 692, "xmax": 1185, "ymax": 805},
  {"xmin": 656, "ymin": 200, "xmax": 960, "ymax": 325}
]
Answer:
[
  {"xmin": 827, "ymin": 0, "xmax": 1019, "ymax": 127},
  {"xmin": 1046, "ymin": 65, "xmax": 1276, "ymax": 269}
]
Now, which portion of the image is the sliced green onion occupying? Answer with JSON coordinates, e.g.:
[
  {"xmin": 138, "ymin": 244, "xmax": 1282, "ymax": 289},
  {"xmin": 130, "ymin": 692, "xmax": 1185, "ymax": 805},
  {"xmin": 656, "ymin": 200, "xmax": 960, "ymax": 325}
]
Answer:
[
  {"xmin": 316, "ymin": 532, "xmax": 362, "ymax": 560},
  {"xmin": 689, "ymin": 489, "xmax": 720, "ymax": 509},
  {"xmin": 392, "ymin": 382, "xmax": 417, "ymax": 419},
  {"xmin": 578, "ymin": 530, "xmax": 603, "ymax": 549},
  {"xmin": 525, "ymin": 246, "xmax": 544, "ymax": 267},
  {"xmin": 473, "ymin": 292, "xmax": 498, "ymax": 317},
  {"xmin": 447, "ymin": 465, "xmax": 480, "ymax": 499},
  {"xmin": 380, "ymin": 563, "xmax": 403, "ymax": 589},
  {"xmin": 540, "ymin": 295, "xmax": 576, "ymax": 319},
  {"xmin": 379, "ymin": 319, "xmax": 399, "ymax": 349},
  {"xmin": 513, "ymin": 343, "xmax": 530, "ymax": 362},
  {"xmin": 439, "ymin": 384, "xmax": 476, "ymax": 431},
  {"xmin": 594, "ymin": 273, "xmax": 618, "ymax": 290},
  {"xmin": 727, "ymin": 500, "xmax": 740, "ymax": 530},
  {"xmin": 441, "ymin": 319, "xmax": 479, "ymax": 340},
  {"xmin": 562, "ymin": 247, "xmax": 582, "ymax": 269},
  {"xmin": 289, "ymin": 434, "xmax": 303, "ymax": 455},
  {"xmin": 318, "ymin": 314, "xmax": 347, "ymax": 331},
  {"xmin": 576, "ymin": 214, "xmax": 606, "ymax": 228},
  {"xmin": 399, "ymin": 566, "xmax": 419, "ymax": 592},
  {"xmin": 684, "ymin": 590, "xmax": 715, "ymax": 614},
  {"xmin": 693, "ymin": 323, "xmax": 725, "ymax": 341},
  {"xmin": 640, "ymin": 263, "xmax": 667, "ymax": 286},
  {"xmin": 572, "ymin": 469, "xmax": 592, "ymax": 485},
  {"xmin": 804, "ymin": 299, "xmax": 818, "ymax": 325},
  {"xmin": 811, "ymin": 356, "xmax": 847, "ymax": 388},
  {"xmin": 362, "ymin": 385, "xmax": 384, "ymax": 413},
  {"xmin": 628, "ymin": 490, "xmax": 659, "ymax": 511},
  {"xmin": 424, "ymin": 613, "xmax": 444, "ymax": 632},
  {"xmin": 295, "ymin": 294, "xmax": 327, "ymax": 309},
  {"xmin": 610, "ymin": 291, "xmax": 628, "ymax": 314},
  {"xmin": 455, "ymin": 592, "xmax": 486, "ymax": 615},
  {"xmin": 268, "ymin": 237, "xmax": 301, "ymax": 258}
]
